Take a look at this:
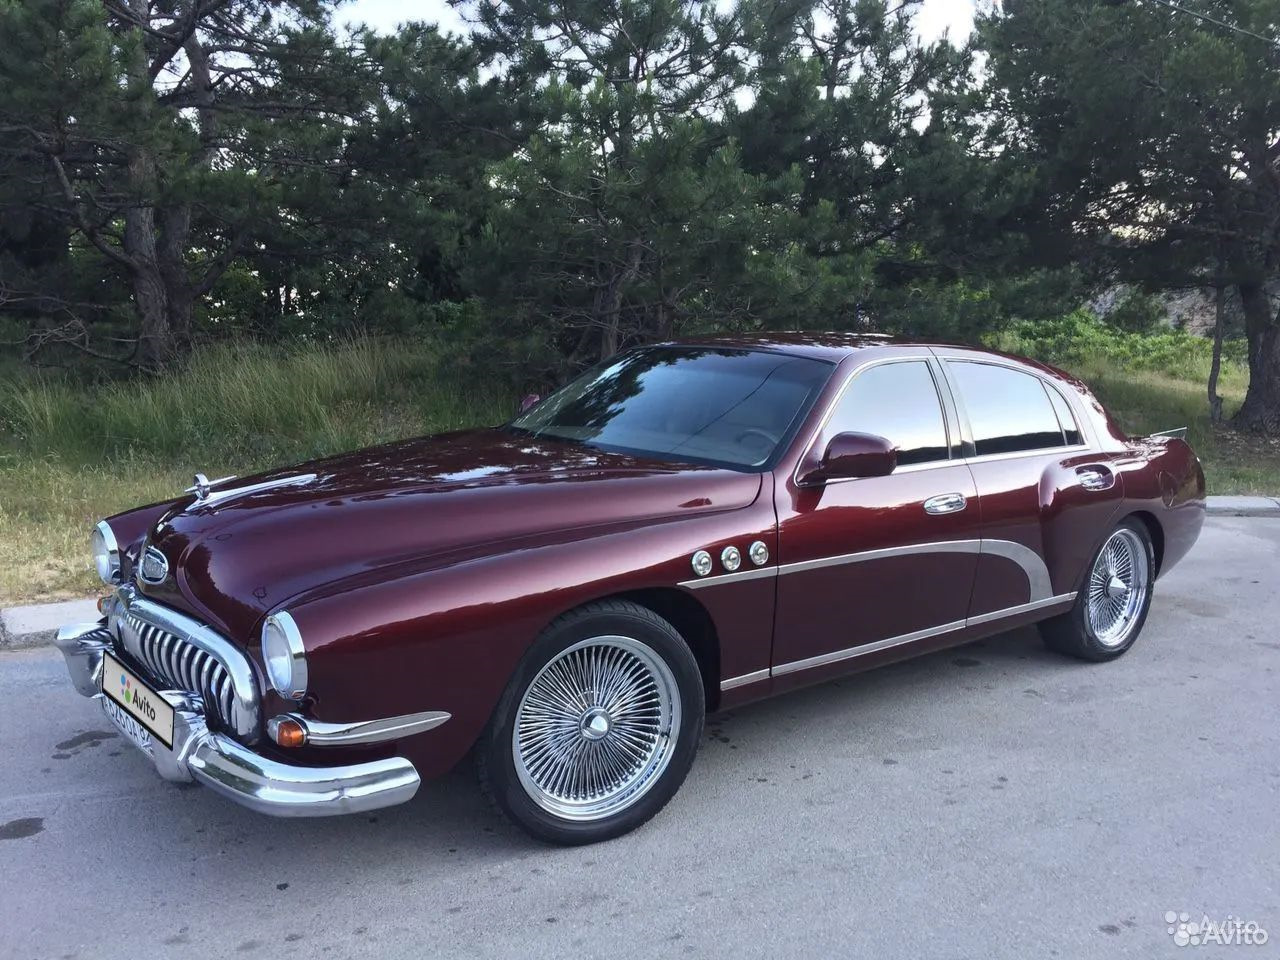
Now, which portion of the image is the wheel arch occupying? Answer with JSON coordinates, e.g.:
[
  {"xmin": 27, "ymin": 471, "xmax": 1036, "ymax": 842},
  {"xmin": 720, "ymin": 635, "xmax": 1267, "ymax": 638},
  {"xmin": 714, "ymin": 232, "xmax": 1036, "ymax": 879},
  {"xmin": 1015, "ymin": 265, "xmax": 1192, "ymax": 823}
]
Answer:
[
  {"xmin": 575, "ymin": 588, "xmax": 723, "ymax": 712},
  {"xmin": 1124, "ymin": 509, "xmax": 1165, "ymax": 576}
]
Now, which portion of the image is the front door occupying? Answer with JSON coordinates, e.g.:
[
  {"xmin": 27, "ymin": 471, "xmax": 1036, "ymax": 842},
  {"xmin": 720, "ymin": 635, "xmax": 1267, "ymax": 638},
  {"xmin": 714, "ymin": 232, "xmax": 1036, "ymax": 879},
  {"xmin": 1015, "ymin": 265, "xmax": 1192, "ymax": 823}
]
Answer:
[{"xmin": 772, "ymin": 355, "xmax": 981, "ymax": 689}]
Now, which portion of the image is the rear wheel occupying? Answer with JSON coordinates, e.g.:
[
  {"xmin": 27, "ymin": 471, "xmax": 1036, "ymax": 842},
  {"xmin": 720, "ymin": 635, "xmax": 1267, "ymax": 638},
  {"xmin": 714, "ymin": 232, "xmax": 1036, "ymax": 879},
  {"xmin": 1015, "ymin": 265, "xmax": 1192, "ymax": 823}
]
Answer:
[
  {"xmin": 1041, "ymin": 519, "xmax": 1155, "ymax": 661},
  {"xmin": 476, "ymin": 600, "xmax": 704, "ymax": 844}
]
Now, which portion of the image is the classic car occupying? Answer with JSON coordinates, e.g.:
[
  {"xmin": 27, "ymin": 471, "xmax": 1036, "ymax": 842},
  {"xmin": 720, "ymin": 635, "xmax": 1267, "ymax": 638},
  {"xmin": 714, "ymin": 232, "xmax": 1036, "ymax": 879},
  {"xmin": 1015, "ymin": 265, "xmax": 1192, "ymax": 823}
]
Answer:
[{"xmin": 56, "ymin": 334, "xmax": 1205, "ymax": 844}]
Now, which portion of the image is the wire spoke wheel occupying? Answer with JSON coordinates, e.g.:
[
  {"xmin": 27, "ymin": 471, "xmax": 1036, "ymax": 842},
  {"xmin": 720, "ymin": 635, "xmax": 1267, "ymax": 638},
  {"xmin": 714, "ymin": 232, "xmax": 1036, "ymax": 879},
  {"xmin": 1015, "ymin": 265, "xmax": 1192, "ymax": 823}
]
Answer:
[
  {"xmin": 1085, "ymin": 528, "xmax": 1149, "ymax": 647},
  {"xmin": 513, "ymin": 636, "xmax": 681, "ymax": 822}
]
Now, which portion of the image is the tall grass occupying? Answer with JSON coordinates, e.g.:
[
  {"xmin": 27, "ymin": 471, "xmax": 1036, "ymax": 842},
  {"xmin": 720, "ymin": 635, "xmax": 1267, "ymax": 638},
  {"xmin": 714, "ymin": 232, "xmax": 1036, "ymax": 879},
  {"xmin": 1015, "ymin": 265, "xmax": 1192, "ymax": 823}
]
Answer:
[
  {"xmin": 1, "ymin": 337, "xmax": 512, "ymax": 466},
  {"xmin": 0, "ymin": 337, "xmax": 513, "ymax": 603}
]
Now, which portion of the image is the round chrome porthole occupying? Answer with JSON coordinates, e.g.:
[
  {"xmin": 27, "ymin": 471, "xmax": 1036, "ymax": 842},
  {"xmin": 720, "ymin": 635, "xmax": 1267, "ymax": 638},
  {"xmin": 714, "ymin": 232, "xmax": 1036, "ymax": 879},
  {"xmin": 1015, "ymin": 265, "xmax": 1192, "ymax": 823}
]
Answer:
[
  {"xmin": 721, "ymin": 546, "xmax": 742, "ymax": 572},
  {"xmin": 748, "ymin": 541, "xmax": 769, "ymax": 566},
  {"xmin": 691, "ymin": 550, "xmax": 713, "ymax": 577}
]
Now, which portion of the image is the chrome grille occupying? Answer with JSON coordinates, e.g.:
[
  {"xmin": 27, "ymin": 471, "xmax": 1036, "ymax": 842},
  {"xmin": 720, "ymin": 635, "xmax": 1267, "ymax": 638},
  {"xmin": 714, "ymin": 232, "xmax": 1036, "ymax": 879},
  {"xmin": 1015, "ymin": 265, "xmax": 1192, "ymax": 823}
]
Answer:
[{"xmin": 122, "ymin": 612, "xmax": 236, "ymax": 726}]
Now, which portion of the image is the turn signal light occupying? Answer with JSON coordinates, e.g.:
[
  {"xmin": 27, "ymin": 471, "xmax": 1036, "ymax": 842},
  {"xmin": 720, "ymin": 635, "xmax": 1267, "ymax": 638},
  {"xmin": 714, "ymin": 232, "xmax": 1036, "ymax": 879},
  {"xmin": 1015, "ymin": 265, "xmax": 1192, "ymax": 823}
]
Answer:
[
  {"xmin": 97, "ymin": 595, "xmax": 110, "ymax": 614},
  {"xmin": 269, "ymin": 717, "xmax": 307, "ymax": 748}
]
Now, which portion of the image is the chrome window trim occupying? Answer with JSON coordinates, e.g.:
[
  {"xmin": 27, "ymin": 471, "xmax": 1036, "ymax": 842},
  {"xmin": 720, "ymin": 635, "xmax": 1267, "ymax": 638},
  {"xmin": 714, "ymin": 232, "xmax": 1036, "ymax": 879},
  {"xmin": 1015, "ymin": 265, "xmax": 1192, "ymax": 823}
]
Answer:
[
  {"xmin": 792, "ymin": 354, "xmax": 954, "ymax": 489},
  {"xmin": 109, "ymin": 587, "xmax": 260, "ymax": 740},
  {"xmin": 274, "ymin": 710, "xmax": 452, "ymax": 746}
]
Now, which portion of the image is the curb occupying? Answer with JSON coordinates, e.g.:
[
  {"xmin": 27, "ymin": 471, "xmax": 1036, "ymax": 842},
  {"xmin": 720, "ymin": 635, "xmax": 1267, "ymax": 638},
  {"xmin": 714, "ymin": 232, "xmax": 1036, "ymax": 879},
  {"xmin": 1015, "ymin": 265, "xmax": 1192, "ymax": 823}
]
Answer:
[
  {"xmin": 0, "ymin": 598, "xmax": 99, "ymax": 651},
  {"xmin": 2, "ymin": 497, "xmax": 1277, "ymax": 651},
  {"xmin": 1204, "ymin": 495, "xmax": 1280, "ymax": 517}
]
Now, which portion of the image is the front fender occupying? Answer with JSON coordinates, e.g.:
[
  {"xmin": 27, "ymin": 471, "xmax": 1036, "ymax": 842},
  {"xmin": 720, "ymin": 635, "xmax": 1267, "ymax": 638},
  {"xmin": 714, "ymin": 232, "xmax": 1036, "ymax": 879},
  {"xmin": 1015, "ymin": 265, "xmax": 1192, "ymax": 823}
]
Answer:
[{"xmin": 280, "ymin": 501, "xmax": 777, "ymax": 779}]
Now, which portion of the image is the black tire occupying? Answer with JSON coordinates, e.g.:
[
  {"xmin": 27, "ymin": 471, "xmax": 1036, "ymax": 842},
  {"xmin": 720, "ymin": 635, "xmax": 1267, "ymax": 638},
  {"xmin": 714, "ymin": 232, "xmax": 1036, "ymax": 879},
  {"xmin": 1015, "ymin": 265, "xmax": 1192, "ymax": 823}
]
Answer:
[
  {"xmin": 476, "ymin": 599, "xmax": 705, "ymax": 845},
  {"xmin": 1040, "ymin": 517, "xmax": 1156, "ymax": 662}
]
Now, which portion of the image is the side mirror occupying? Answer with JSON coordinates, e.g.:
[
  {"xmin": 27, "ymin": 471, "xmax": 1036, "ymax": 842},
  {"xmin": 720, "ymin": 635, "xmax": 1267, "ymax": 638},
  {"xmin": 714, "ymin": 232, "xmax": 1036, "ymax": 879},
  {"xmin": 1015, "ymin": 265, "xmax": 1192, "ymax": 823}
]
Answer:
[
  {"xmin": 517, "ymin": 393, "xmax": 542, "ymax": 415},
  {"xmin": 798, "ymin": 431, "xmax": 897, "ymax": 485}
]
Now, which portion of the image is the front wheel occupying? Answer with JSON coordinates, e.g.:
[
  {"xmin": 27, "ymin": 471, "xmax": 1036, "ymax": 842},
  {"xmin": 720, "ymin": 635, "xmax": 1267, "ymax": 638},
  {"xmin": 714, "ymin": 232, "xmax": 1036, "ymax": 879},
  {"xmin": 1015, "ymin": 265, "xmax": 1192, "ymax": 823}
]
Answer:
[
  {"xmin": 1040, "ymin": 518, "xmax": 1155, "ymax": 661},
  {"xmin": 476, "ymin": 600, "xmax": 705, "ymax": 845}
]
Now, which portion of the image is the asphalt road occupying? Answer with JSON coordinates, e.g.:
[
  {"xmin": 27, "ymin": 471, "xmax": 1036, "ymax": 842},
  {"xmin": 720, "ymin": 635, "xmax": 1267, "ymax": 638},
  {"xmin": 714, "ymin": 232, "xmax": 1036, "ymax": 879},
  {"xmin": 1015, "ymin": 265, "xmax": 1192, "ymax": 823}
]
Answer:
[{"xmin": 2, "ymin": 516, "xmax": 1277, "ymax": 960}]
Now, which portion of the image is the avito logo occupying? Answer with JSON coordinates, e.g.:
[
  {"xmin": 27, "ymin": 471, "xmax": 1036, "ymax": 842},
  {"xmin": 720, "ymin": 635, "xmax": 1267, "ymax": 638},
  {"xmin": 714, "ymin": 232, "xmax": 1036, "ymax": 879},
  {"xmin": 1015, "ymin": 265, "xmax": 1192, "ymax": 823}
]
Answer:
[{"xmin": 119, "ymin": 672, "xmax": 157, "ymax": 722}]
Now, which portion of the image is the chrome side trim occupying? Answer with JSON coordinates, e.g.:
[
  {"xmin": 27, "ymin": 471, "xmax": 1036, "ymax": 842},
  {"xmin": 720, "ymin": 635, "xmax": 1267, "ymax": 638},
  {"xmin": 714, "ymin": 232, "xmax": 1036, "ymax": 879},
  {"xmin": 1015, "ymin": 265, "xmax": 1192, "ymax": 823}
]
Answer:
[
  {"xmin": 757, "ymin": 593, "xmax": 1079, "ymax": 682},
  {"xmin": 773, "ymin": 619, "xmax": 968, "ymax": 676},
  {"xmin": 678, "ymin": 565, "xmax": 778, "ymax": 590},
  {"xmin": 719, "ymin": 669, "xmax": 770, "ymax": 692},
  {"xmin": 776, "ymin": 539, "xmax": 983, "ymax": 577},
  {"xmin": 965, "ymin": 592, "xmax": 1077, "ymax": 627},
  {"xmin": 979, "ymin": 539, "xmax": 1053, "ymax": 601},
  {"xmin": 679, "ymin": 537, "xmax": 1054, "ymax": 596},
  {"xmin": 285, "ymin": 710, "xmax": 453, "ymax": 746}
]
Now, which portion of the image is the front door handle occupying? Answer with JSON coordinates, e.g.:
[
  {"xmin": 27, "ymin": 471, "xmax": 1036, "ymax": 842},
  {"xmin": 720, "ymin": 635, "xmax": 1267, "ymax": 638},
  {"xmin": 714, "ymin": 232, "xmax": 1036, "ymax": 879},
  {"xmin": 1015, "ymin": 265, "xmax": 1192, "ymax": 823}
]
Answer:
[{"xmin": 923, "ymin": 492, "xmax": 967, "ymax": 515}]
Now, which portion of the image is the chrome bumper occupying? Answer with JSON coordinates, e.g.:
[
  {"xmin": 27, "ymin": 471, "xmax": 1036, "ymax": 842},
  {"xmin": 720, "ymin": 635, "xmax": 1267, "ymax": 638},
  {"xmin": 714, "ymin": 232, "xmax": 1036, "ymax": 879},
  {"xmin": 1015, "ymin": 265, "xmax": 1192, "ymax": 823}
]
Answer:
[{"xmin": 55, "ymin": 621, "xmax": 421, "ymax": 817}]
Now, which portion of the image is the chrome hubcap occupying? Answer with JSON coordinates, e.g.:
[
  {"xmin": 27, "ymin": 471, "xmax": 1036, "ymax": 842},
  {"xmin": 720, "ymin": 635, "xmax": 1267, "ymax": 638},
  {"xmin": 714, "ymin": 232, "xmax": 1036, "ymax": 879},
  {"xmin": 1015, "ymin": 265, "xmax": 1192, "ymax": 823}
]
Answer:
[
  {"xmin": 1086, "ymin": 529, "xmax": 1149, "ymax": 647},
  {"xmin": 513, "ymin": 636, "xmax": 680, "ymax": 822}
]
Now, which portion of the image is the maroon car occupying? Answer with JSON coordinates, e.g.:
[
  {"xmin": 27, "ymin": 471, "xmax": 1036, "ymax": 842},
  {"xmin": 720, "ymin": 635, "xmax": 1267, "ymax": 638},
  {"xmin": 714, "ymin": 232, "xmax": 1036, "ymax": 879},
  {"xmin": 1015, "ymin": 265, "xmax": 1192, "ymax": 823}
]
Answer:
[{"xmin": 57, "ymin": 334, "xmax": 1205, "ymax": 844}]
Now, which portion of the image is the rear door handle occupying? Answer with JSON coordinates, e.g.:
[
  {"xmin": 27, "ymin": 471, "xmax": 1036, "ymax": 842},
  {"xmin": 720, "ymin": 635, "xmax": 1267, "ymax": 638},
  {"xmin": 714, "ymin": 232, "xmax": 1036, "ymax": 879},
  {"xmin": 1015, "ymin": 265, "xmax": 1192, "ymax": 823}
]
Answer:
[
  {"xmin": 923, "ymin": 492, "xmax": 968, "ymax": 515},
  {"xmin": 1077, "ymin": 465, "xmax": 1115, "ymax": 491}
]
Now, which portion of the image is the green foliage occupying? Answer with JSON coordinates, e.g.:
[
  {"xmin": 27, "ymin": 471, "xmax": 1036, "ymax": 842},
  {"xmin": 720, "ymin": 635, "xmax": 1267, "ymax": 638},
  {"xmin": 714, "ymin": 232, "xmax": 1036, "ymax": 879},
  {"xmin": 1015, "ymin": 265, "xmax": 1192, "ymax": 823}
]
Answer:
[
  {"xmin": 998, "ymin": 310, "xmax": 1247, "ymax": 380},
  {"xmin": 0, "ymin": 337, "xmax": 512, "ymax": 465}
]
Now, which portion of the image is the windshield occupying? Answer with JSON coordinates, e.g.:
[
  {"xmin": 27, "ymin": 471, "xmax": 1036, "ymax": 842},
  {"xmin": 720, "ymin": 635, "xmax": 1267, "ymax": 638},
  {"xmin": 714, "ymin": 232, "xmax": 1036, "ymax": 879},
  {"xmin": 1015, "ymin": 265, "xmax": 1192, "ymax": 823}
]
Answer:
[{"xmin": 510, "ymin": 346, "xmax": 834, "ymax": 470}]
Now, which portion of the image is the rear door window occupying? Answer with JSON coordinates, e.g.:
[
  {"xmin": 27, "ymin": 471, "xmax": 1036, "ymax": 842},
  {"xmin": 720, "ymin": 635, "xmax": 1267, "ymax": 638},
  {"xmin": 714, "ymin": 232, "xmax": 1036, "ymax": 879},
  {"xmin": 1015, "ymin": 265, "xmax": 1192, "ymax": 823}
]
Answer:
[{"xmin": 948, "ymin": 362, "xmax": 1068, "ymax": 456}]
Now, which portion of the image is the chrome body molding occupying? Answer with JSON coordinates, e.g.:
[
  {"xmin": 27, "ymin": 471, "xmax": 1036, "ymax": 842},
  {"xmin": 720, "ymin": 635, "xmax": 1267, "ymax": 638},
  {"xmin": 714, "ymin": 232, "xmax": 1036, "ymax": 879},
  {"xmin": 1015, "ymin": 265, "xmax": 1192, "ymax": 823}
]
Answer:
[
  {"xmin": 55, "ymin": 621, "xmax": 420, "ymax": 817},
  {"xmin": 776, "ymin": 538, "xmax": 983, "ymax": 577},
  {"xmin": 773, "ymin": 619, "xmax": 968, "ymax": 676},
  {"xmin": 276, "ymin": 710, "xmax": 453, "ymax": 746},
  {"xmin": 184, "ymin": 473, "xmax": 317, "ymax": 512},
  {"xmin": 682, "ymin": 538, "xmax": 1056, "ymax": 604},
  {"xmin": 977, "ymin": 539, "xmax": 1053, "ymax": 601},
  {"xmin": 719, "ymin": 668, "xmax": 770, "ymax": 692},
  {"xmin": 725, "ymin": 593, "xmax": 1078, "ymax": 685},
  {"xmin": 965, "ymin": 593, "xmax": 1077, "ymax": 627},
  {"xmin": 106, "ymin": 586, "xmax": 261, "ymax": 740},
  {"xmin": 678, "ymin": 564, "xmax": 778, "ymax": 590}
]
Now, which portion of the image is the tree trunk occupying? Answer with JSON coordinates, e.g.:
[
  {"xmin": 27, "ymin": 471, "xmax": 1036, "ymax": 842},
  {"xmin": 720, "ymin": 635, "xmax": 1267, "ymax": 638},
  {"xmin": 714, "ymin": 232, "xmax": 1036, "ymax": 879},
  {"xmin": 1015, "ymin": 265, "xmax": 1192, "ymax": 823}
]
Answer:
[
  {"xmin": 1231, "ymin": 282, "xmax": 1280, "ymax": 434},
  {"xmin": 1207, "ymin": 281, "xmax": 1225, "ymax": 424}
]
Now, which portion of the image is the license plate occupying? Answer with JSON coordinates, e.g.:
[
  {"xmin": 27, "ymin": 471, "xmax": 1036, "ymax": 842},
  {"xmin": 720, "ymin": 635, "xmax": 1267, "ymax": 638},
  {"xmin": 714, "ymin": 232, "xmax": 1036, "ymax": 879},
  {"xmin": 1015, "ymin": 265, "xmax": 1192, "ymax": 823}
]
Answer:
[{"xmin": 100, "ymin": 651, "xmax": 175, "ymax": 750}]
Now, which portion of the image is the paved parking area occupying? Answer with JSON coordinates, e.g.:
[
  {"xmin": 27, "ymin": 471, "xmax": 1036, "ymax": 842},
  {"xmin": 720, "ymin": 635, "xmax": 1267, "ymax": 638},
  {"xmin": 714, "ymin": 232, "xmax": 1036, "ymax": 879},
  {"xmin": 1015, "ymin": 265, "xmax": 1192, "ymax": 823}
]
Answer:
[{"xmin": 1, "ymin": 516, "xmax": 1277, "ymax": 960}]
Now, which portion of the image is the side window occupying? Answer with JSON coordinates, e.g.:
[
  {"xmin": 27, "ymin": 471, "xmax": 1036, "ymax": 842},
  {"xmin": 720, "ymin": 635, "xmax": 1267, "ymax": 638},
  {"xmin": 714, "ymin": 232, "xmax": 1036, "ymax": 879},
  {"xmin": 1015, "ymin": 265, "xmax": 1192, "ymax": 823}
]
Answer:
[
  {"xmin": 1045, "ymin": 383, "xmax": 1082, "ymax": 446},
  {"xmin": 825, "ymin": 360, "xmax": 949, "ymax": 466},
  {"xmin": 949, "ymin": 362, "xmax": 1067, "ymax": 456}
]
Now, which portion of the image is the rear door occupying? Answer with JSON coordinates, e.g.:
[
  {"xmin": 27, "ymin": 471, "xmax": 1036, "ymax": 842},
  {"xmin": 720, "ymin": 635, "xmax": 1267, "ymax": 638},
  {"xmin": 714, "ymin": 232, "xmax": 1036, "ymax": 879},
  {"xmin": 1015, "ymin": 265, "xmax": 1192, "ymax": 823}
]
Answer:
[{"xmin": 939, "ymin": 356, "xmax": 1124, "ymax": 621}]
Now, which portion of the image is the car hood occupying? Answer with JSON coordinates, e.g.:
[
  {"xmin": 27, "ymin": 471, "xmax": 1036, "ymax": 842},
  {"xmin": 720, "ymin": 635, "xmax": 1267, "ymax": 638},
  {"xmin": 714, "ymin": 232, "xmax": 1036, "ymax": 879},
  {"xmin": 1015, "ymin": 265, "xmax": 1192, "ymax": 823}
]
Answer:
[{"xmin": 134, "ymin": 428, "xmax": 762, "ymax": 639}]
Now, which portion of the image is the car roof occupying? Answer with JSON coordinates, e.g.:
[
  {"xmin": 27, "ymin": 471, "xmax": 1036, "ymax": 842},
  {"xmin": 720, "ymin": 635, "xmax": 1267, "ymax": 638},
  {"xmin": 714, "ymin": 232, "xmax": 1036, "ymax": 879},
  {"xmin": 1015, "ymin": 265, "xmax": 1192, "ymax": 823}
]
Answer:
[
  {"xmin": 656, "ymin": 331, "xmax": 950, "ymax": 363},
  {"xmin": 653, "ymin": 332, "xmax": 1086, "ymax": 393}
]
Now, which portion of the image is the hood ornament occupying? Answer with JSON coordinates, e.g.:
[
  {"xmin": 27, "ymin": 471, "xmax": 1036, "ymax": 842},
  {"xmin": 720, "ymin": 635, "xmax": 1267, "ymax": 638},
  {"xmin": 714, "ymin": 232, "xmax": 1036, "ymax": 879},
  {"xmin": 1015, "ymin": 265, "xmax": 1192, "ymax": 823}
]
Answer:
[{"xmin": 186, "ymin": 473, "xmax": 237, "ymax": 501}]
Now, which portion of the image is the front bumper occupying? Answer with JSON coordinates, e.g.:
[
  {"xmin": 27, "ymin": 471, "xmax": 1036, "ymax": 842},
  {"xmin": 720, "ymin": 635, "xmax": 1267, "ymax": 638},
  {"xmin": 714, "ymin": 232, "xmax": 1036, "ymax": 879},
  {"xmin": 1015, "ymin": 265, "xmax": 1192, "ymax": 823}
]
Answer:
[{"xmin": 55, "ymin": 621, "xmax": 421, "ymax": 817}]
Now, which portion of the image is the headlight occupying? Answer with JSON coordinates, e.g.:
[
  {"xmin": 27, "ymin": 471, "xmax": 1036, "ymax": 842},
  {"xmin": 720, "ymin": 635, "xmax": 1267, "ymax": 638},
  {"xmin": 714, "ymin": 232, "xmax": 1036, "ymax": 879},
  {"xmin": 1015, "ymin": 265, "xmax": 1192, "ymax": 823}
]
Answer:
[
  {"xmin": 262, "ymin": 611, "xmax": 307, "ymax": 700},
  {"xmin": 91, "ymin": 521, "xmax": 120, "ymax": 585}
]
